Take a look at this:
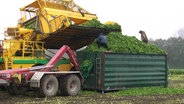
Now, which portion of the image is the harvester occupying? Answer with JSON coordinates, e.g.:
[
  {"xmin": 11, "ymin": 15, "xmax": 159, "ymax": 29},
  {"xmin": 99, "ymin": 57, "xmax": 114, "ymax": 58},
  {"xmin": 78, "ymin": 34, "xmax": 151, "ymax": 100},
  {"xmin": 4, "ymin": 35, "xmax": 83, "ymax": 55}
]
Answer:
[
  {"xmin": 0, "ymin": 0, "xmax": 110, "ymax": 70},
  {"xmin": 0, "ymin": 0, "xmax": 120, "ymax": 96}
]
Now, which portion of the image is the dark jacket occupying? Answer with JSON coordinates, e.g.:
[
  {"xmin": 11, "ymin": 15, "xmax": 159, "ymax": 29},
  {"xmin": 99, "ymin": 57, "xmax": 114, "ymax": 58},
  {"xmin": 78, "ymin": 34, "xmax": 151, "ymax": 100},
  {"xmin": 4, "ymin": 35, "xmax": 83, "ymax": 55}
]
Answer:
[{"xmin": 96, "ymin": 34, "xmax": 107, "ymax": 44}]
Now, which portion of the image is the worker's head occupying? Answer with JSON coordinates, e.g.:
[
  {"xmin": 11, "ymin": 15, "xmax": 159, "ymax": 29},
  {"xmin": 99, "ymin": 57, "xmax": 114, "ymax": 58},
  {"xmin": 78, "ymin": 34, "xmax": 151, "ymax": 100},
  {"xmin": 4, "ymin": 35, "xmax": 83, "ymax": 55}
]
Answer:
[
  {"xmin": 98, "ymin": 32, "xmax": 104, "ymax": 36},
  {"xmin": 139, "ymin": 30, "xmax": 145, "ymax": 34}
]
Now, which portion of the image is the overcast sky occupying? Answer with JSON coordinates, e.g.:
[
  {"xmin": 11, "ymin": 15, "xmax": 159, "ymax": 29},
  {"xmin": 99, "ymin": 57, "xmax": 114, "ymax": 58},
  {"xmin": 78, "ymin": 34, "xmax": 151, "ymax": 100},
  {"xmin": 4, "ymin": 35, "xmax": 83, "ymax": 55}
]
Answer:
[{"xmin": 0, "ymin": 0, "xmax": 184, "ymax": 40}]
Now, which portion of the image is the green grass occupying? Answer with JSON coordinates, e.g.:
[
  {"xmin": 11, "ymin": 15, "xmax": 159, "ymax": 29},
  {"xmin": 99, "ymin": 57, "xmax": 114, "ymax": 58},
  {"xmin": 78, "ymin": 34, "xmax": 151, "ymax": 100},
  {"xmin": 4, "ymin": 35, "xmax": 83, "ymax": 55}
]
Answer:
[
  {"xmin": 79, "ymin": 90, "xmax": 98, "ymax": 95},
  {"xmin": 169, "ymin": 69, "xmax": 184, "ymax": 75},
  {"xmin": 170, "ymin": 74, "xmax": 184, "ymax": 80},
  {"xmin": 168, "ymin": 69, "xmax": 184, "ymax": 88},
  {"xmin": 111, "ymin": 87, "xmax": 184, "ymax": 96},
  {"xmin": 168, "ymin": 69, "xmax": 184, "ymax": 81}
]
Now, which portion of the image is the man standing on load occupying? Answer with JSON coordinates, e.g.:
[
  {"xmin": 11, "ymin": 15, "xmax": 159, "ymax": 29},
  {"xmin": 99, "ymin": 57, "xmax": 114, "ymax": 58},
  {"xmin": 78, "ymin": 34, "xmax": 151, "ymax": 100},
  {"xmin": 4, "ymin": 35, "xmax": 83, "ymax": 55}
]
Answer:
[{"xmin": 139, "ymin": 30, "xmax": 148, "ymax": 44}]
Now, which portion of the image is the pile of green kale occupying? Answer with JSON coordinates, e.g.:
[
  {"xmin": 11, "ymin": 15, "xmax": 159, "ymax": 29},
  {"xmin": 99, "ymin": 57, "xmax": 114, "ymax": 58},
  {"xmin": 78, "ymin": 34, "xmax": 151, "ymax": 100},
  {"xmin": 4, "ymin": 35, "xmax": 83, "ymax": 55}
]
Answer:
[
  {"xmin": 80, "ymin": 19, "xmax": 121, "ymax": 30},
  {"xmin": 81, "ymin": 19, "xmax": 165, "ymax": 54}
]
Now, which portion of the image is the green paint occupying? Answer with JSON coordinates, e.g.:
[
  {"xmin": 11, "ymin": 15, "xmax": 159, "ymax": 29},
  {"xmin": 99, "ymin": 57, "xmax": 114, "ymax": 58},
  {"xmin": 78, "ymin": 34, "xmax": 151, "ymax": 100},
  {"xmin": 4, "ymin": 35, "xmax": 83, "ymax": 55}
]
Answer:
[
  {"xmin": 55, "ymin": 59, "xmax": 71, "ymax": 66},
  {"xmin": 13, "ymin": 59, "xmax": 48, "ymax": 64},
  {"xmin": 13, "ymin": 58, "xmax": 70, "ymax": 65},
  {"xmin": 0, "ymin": 58, "xmax": 3, "ymax": 63}
]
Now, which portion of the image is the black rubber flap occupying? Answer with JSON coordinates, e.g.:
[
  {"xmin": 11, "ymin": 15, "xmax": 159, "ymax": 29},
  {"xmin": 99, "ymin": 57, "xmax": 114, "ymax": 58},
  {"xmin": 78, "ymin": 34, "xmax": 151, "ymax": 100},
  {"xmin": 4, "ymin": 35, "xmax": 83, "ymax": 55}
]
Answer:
[{"xmin": 42, "ymin": 25, "xmax": 120, "ymax": 50}]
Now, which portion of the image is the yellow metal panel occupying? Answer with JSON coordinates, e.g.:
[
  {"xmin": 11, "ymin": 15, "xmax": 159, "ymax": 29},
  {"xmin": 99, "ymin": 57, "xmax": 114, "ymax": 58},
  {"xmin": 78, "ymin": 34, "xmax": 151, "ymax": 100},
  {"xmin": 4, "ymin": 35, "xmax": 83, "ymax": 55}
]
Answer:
[
  {"xmin": 56, "ymin": 64, "xmax": 73, "ymax": 71},
  {"xmin": 19, "ymin": 28, "xmax": 34, "ymax": 36},
  {"xmin": 39, "ymin": 14, "xmax": 71, "ymax": 34},
  {"xmin": 39, "ymin": 16, "xmax": 51, "ymax": 33},
  {"xmin": 12, "ymin": 74, "xmax": 22, "ymax": 84},
  {"xmin": 49, "ymin": 15, "xmax": 66, "ymax": 32},
  {"xmin": 0, "ymin": 64, "xmax": 5, "ymax": 70},
  {"xmin": 12, "ymin": 64, "xmax": 34, "ymax": 69},
  {"xmin": 20, "ymin": 1, "xmax": 40, "ymax": 10},
  {"xmin": 45, "ymin": 8, "xmax": 97, "ymax": 24}
]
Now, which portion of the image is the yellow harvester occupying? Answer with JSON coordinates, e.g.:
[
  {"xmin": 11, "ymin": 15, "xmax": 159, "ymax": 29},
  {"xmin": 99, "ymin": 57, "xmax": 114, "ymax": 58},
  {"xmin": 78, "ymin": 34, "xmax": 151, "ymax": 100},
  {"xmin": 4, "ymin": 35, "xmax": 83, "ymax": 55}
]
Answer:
[{"xmin": 0, "ymin": 0, "xmax": 98, "ymax": 70}]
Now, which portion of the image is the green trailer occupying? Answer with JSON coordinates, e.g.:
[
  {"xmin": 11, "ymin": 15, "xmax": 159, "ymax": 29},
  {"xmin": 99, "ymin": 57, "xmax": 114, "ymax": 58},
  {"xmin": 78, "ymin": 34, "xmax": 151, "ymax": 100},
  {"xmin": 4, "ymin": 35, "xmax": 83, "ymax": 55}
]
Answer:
[{"xmin": 77, "ymin": 52, "xmax": 168, "ymax": 92}]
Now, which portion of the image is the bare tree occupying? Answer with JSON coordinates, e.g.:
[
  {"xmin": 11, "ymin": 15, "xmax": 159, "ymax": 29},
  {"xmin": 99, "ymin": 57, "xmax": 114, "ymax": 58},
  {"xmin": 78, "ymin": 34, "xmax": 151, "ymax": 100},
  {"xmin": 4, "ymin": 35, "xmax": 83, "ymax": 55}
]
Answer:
[{"xmin": 173, "ymin": 27, "xmax": 184, "ymax": 38}]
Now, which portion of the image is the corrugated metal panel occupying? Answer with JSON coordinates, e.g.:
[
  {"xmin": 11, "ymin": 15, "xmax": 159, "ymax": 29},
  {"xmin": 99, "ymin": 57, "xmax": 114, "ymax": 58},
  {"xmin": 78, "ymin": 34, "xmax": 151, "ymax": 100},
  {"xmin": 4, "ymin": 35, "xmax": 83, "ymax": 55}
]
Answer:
[
  {"xmin": 77, "ymin": 52, "xmax": 97, "ymax": 89},
  {"xmin": 77, "ymin": 52, "xmax": 168, "ymax": 92},
  {"xmin": 104, "ymin": 53, "xmax": 167, "ymax": 90}
]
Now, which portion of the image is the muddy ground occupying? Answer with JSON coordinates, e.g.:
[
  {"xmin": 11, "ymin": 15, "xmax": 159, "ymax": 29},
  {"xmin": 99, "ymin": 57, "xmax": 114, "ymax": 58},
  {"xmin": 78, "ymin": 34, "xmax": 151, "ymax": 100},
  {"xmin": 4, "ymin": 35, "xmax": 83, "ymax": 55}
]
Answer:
[
  {"xmin": 1, "ymin": 76, "xmax": 184, "ymax": 104},
  {"xmin": 0, "ymin": 90, "xmax": 184, "ymax": 104}
]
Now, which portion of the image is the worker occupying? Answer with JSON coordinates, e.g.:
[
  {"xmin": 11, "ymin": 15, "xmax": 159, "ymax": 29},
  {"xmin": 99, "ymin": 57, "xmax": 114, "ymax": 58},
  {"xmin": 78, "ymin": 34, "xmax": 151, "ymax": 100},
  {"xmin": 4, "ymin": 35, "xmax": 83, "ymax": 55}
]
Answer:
[
  {"xmin": 96, "ymin": 33, "xmax": 108, "ymax": 49},
  {"xmin": 139, "ymin": 30, "xmax": 148, "ymax": 43}
]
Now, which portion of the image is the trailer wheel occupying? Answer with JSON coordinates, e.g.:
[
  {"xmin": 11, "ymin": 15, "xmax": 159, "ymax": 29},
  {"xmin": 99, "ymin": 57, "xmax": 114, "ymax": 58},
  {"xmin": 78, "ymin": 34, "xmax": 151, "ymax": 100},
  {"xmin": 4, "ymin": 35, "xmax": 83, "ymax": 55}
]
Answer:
[
  {"xmin": 60, "ymin": 74, "xmax": 81, "ymax": 96},
  {"xmin": 0, "ymin": 86, "xmax": 6, "ymax": 91},
  {"xmin": 7, "ymin": 84, "xmax": 28, "ymax": 95},
  {"xmin": 39, "ymin": 75, "xmax": 58, "ymax": 97}
]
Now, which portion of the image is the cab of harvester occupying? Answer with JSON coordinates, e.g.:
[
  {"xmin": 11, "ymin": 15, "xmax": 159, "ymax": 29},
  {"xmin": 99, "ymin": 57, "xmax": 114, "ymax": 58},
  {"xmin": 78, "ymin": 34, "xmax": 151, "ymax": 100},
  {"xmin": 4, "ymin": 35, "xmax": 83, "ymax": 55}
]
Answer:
[{"xmin": 0, "ymin": 0, "xmax": 97, "ymax": 70}]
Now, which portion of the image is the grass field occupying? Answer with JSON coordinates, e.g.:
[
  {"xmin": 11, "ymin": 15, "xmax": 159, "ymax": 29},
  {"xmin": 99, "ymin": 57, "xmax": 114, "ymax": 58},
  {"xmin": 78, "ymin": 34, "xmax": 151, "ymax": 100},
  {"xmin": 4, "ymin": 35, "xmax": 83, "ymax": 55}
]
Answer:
[
  {"xmin": 0, "ymin": 69, "xmax": 184, "ymax": 104},
  {"xmin": 169, "ymin": 69, "xmax": 184, "ymax": 75}
]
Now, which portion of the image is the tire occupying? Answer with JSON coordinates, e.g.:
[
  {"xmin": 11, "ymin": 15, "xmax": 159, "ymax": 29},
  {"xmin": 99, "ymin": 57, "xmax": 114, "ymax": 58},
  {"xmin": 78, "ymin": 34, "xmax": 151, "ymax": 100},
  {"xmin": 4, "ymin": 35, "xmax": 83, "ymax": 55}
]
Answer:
[
  {"xmin": 60, "ymin": 74, "xmax": 81, "ymax": 96},
  {"xmin": 39, "ymin": 75, "xmax": 59, "ymax": 97},
  {"xmin": 7, "ymin": 84, "xmax": 28, "ymax": 95},
  {"xmin": 7, "ymin": 86, "xmax": 14, "ymax": 95},
  {"xmin": 0, "ymin": 86, "xmax": 6, "ymax": 91}
]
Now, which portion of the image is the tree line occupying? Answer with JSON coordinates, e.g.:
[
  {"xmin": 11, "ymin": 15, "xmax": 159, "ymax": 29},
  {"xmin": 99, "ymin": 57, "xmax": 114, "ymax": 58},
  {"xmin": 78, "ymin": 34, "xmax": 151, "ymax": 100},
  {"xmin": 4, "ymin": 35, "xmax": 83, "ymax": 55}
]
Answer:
[{"xmin": 149, "ymin": 29, "xmax": 184, "ymax": 69}]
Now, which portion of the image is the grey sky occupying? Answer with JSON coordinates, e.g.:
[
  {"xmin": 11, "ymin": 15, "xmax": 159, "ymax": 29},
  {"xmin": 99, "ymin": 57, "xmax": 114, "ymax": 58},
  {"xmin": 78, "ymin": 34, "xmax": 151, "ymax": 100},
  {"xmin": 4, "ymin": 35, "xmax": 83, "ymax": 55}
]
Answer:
[{"xmin": 0, "ymin": 0, "xmax": 184, "ymax": 40}]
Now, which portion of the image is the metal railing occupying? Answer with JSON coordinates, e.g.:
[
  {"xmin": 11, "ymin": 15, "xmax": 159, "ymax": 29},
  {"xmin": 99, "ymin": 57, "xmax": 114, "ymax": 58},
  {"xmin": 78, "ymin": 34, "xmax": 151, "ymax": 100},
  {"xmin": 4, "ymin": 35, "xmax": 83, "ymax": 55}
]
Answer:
[{"xmin": 2, "ymin": 40, "xmax": 44, "ymax": 57}]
